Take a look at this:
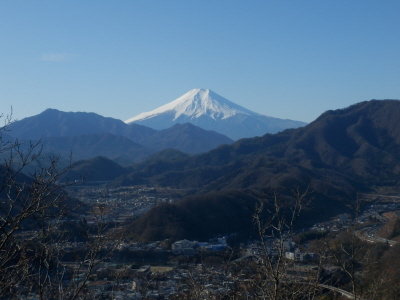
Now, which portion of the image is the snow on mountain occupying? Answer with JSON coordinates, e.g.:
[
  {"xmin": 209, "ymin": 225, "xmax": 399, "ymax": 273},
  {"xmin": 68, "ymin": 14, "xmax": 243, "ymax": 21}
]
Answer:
[
  {"xmin": 125, "ymin": 89, "xmax": 259, "ymax": 124},
  {"xmin": 125, "ymin": 89, "xmax": 307, "ymax": 140}
]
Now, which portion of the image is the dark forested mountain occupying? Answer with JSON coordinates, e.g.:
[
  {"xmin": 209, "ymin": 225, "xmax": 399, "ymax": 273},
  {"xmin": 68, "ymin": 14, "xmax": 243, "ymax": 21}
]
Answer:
[
  {"xmin": 270, "ymin": 99, "xmax": 400, "ymax": 185},
  {"xmin": 6, "ymin": 109, "xmax": 234, "ymax": 163},
  {"xmin": 122, "ymin": 99, "xmax": 400, "ymax": 241},
  {"xmin": 125, "ymin": 190, "xmax": 258, "ymax": 242},
  {"xmin": 40, "ymin": 132, "xmax": 154, "ymax": 163},
  {"xmin": 63, "ymin": 156, "xmax": 129, "ymax": 182},
  {"xmin": 121, "ymin": 100, "xmax": 400, "ymax": 188},
  {"xmin": 139, "ymin": 123, "xmax": 233, "ymax": 154},
  {"xmin": 144, "ymin": 148, "xmax": 189, "ymax": 162}
]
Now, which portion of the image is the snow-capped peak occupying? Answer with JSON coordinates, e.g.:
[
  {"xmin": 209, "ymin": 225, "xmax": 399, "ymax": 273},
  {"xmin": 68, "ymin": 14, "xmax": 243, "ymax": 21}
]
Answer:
[{"xmin": 125, "ymin": 89, "xmax": 259, "ymax": 124}]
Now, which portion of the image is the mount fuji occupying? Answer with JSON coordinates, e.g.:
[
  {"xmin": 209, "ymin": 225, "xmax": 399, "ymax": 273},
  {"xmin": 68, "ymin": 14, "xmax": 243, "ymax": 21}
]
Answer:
[{"xmin": 125, "ymin": 89, "xmax": 307, "ymax": 140}]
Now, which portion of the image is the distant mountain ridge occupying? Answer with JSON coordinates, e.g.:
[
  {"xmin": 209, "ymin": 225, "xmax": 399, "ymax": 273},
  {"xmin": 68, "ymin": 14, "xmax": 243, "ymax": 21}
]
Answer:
[
  {"xmin": 139, "ymin": 123, "xmax": 233, "ymax": 154},
  {"xmin": 7, "ymin": 109, "xmax": 234, "ymax": 164},
  {"xmin": 125, "ymin": 89, "xmax": 307, "ymax": 140},
  {"xmin": 9, "ymin": 108, "xmax": 156, "ymax": 143},
  {"xmin": 40, "ymin": 132, "xmax": 153, "ymax": 163}
]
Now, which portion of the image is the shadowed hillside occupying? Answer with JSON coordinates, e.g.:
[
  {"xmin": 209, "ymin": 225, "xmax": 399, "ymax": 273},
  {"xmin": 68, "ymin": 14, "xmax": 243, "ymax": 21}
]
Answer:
[
  {"xmin": 121, "ymin": 100, "xmax": 400, "ymax": 241},
  {"xmin": 139, "ymin": 123, "xmax": 233, "ymax": 154},
  {"xmin": 119, "ymin": 99, "xmax": 400, "ymax": 188},
  {"xmin": 63, "ymin": 156, "xmax": 129, "ymax": 182},
  {"xmin": 40, "ymin": 132, "xmax": 154, "ymax": 163}
]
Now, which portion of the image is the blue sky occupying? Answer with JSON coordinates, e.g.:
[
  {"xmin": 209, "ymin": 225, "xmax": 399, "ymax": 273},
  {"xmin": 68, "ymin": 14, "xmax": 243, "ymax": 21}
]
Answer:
[{"xmin": 1, "ymin": 1, "xmax": 399, "ymax": 123}]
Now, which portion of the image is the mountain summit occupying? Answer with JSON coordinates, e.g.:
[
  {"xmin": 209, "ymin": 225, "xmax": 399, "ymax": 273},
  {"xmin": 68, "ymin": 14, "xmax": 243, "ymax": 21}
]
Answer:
[
  {"xmin": 126, "ymin": 89, "xmax": 257, "ymax": 122},
  {"xmin": 125, "ymin": 89, "xmax": 307, "ymax": 140}
]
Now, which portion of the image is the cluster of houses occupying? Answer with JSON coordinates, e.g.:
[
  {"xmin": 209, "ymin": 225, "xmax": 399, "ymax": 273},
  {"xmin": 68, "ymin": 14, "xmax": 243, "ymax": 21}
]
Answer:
[
  {"xmin": 358, "ymin": 203, "xmax": 400, "ymax": 223},
  {"xmin": 311, "ymin": 202, "xmax": 400, "ymax": 233},
  {"xmin": 84, "ymin": 262, "xmax": 235, "ymax": 299},
  {"xmin": 245, "ymin": 238, "xmax": 317, "ymax": 262},
  {"xmin": 171, "ymin": 237, "xmax": 228, "ymax": 255}
]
